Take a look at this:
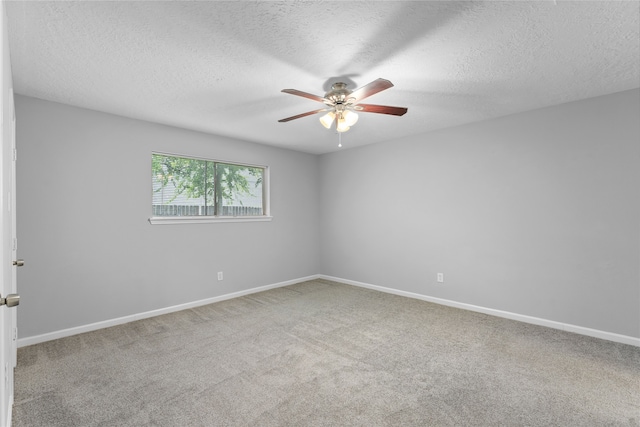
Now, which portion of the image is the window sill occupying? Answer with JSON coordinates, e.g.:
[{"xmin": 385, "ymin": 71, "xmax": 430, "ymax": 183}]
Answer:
[{"xmin": 148, "ymin": 216, "xmax": 273, "ymax": 225}]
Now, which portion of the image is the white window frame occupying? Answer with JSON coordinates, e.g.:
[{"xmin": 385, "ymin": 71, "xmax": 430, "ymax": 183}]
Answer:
[{"xmin": 148, "ymin": 152, "xmax": 272, "ymax": 225}]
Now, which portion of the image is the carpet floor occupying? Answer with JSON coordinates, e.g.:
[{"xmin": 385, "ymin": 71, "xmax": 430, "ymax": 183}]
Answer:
[{"xmin": 12, "ymin": 279, "xmax": 640, "ymax": 426}]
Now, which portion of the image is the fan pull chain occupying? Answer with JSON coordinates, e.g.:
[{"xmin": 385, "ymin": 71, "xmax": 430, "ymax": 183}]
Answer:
[{"xmin": 338, "ymin": 131, "xmax": 342, "ymax": 148}]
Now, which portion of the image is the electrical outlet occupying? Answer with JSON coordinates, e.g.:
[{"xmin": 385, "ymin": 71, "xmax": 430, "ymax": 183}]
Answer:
[
  {"xmin": 437, "ymin": 273, "xmax": 444, "ymax": 283},
  {"xmin": 217, "ymin": 272, "xmax": 223, "ymax": 281}
]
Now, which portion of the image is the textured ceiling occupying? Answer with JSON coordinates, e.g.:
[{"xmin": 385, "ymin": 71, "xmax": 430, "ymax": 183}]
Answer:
[{"xmin": 6, "ymin": 1, "xmax": 640, "ymax": 154}]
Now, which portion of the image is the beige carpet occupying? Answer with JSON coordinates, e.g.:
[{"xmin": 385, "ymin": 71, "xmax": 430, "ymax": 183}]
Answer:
[{"xmin": 12, "ymin": 279, "xmax": 640, "ymax": 426}]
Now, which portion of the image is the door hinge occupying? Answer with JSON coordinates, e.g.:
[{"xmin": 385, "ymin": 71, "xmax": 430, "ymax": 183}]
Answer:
[
  {"xmin": 13, "ymin": 238, "xmax": 17, "ymax": 251},
  {"xmin": 13, "ymin": 328, "xmax": 17, "ymax": 341},
  {"xmin": 12, "ymin": 148, "xmax": 17, "ymax": 161}
]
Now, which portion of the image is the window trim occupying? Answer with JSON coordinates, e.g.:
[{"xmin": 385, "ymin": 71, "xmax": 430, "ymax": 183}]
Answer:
[
  {"xmin": 149, "ymin": 151, "xmax": 271, "ymax": 225},
  {"xmin": 148, "ymin": 215, "xmax": 273, "ymax": 225}
]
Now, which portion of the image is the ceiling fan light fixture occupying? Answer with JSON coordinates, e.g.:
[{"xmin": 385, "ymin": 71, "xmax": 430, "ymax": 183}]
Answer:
[
  {"xmin": 319, "ymin": 111, "xmax": 335, "ymax": 129},
  {"xmin": 336, "ymin": 117, "xmax": 350, "ymax": 133},
  {"xmin": 343, "ymin": 110, "xmax": 359, "ymax": 127}
]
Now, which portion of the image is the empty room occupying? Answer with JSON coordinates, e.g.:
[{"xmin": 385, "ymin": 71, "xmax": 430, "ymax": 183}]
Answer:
[{"xmin": 0, "ymin": 1, "xmax": 638, "ymax": 426}]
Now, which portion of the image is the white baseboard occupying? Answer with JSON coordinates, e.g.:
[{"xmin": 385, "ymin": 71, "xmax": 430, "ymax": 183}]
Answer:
[
  {"xmin": 17, "ymin": 275, "xmax": 320, "ymax": 348},
  {"xmin": 18, "ymin": 273, "xmax": 639, "ymax": 348},
  {"xmin": 320, "ymin": 275, "xmax": 640, "ymax": 348}
]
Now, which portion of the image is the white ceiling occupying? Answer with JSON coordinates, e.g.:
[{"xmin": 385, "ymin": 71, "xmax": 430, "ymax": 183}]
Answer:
[{"xmin": 6, "ymin": 1, "xmax": 640, "ymax": 154}]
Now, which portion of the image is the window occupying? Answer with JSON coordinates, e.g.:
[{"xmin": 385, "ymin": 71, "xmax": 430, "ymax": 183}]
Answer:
[{"xmin": 149, "ymin": 153, "xmax": 270, "ymax": 224}]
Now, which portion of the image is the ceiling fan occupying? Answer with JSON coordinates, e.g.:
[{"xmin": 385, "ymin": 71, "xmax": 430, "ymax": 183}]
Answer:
[{"xmin": 278, "ymin": 78, "xmax": 408, "ymax": 133}]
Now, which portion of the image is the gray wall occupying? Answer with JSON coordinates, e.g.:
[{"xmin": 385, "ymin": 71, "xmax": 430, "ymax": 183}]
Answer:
[
  {"xmin": 320, "ymin": 89, "xmax": 640, "ymax": 338},
  {"xmin": 16, "ymin": 95, "xmax": 320, "ymax": 338},
  {"xmin": 15, "ymin": 90, "xmax": 640, "ymax": 341}
]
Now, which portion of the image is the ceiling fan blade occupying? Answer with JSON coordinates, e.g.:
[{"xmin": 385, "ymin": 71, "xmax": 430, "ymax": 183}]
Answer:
[
  {"xmin": 348, "ymin": 78, "xmax": 394, "ymax": 103},
  {"xmin": 278, "ymin": 108, "xmax": 328, "ymax": 123},
  {"xmin": 281, "ymin": 89, "xmax": 327, "ymax": 103},
  {"xmin": 355, "ymin": 104, "xmax": 408, "ymax": 116}
]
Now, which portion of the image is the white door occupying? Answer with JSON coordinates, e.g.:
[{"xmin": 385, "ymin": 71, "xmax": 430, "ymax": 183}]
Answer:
[
  {"xmin": 1, "ymin": 2, "xmax": 18, "ymax": 425},
  {"xmin": 8, "ymin": 88, "xmax": 14, "ymax": 369}
]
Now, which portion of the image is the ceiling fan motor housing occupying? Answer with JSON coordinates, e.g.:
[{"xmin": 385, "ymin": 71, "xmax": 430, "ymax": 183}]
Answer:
[{"xmin": 325, "ymin": 82, "xmax": 353, "ymax": 106}]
